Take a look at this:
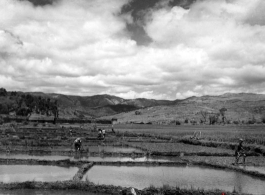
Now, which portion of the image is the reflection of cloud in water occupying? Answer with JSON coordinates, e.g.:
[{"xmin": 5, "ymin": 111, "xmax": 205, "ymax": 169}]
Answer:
[
  {"xmin": 0, "ymin": 165, "xmax": 78, "ymax": 183},
  {"xmin": 84, "ymin": 166, "xmax": 265, "ymax": 194}
]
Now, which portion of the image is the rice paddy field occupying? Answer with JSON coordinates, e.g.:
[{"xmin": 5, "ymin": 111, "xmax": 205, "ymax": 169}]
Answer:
[{"xmin": 0, "ymin": 122, "xmax": 265, "ymax": 195}]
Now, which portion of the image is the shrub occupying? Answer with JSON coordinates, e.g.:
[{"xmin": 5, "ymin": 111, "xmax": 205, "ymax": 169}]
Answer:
[
  {"xmin": 233, "ymin": 121, "xmax": 239, "ymax": 125},
  {"xmin": 247, "ymin": 116, "xmax": 256, "ymax": 124},
  {"xmin": 175, "ymin": 120, "xmax": 181, "ymax": 125},
  {"xmin": 262, "ymin": 116, "xmax": 265, "ymax": 124}
]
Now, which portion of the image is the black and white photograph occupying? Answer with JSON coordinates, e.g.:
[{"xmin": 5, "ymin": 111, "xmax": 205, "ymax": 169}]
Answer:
[{"xmin": 0, "ymin": 0, "xmax": 265, "ymax": 194}]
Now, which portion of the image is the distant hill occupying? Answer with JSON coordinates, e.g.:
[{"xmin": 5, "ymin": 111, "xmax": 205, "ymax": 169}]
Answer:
[
  {"xmin": 101, "ymin": 93, "xmax": 265, "ymax": 124},
  {"xmin": 1, "ymin": 88, "xmax": 265, "ymax": 123},
  {"xmin": 49, "ymin": 93, "xmax": 173, "ymax": 118},
  {"xmin": 0, "ymin": 88, "xmax": 173, "ymax": 119}
]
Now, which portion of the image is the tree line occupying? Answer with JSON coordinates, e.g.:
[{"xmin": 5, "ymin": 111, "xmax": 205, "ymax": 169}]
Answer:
[{"xmin": 0, "ymin": 88, "xmax": 58, "ymax": 118}]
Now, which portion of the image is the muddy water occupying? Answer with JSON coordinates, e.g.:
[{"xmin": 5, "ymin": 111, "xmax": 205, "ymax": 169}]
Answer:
[
  {"xmin": 72, "ymin": 155, "xmax": 176, "ymax": 162},
  {"xmin": 0, "ymin": 154, "xmax": 70, "ymax": 161},
  {"xmin": 83, "ymin": 165, "xmax": 265, "ymax": 195},
  {"xmin": 86, "ymin": 145, "xmax": 142, "ymax": 153},
  {"xmin": 0, "ymin": 165, "xmax": 78, "ymax": 183},
  {"xmin": 0, "ymin": 153, "xmax": 176, "ymax": 162},
  {"xmin": 0, "ymin": 189, "xmax": 107, "ymax": 195}
]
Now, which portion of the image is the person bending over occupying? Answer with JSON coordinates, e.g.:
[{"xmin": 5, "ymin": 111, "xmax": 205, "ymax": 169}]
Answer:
[{"xmin": 235, "ymin": 139, "xmax": 246, "ymax": 164}]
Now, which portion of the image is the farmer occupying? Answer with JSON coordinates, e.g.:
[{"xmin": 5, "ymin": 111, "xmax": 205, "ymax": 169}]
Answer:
[
  {"xmin": 111, "ymin": 124, "xmax": 115, "ymax": 133},
  {"xmin": 102, "ymin": 129, "xmax": 106, "ymax": 139},
  {"xmin": 98, "ymin": 128, "xmax": 102, "ymax": 139},
  {"xmin": 235, "ymin": 139, "xmax": 246, "ymax": 164},
  {"xmin": 74, "ymin": 138, "xmax": 82, "ymax": 152}
]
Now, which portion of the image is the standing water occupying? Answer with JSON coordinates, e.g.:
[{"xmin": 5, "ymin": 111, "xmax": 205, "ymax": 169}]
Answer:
[
  {"xmin": 0, "ymin": 154, "xmax": 70, "ymax": 161},
  {"xmin": 0, "ymin": 153, "xmax": 176, "ymax": 162},
  {"xmin": 83, "ymin": 165, "xmax": 265, "ymax": 195},
  {"xmin": 0, "ymin": 165, "xmax": 78, "ymax": 183}
]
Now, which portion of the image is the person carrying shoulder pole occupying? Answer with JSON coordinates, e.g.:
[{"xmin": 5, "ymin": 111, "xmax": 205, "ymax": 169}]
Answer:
[{"xmin": 235, "ymin": 138, "xmax": 246, "ymax": 165}]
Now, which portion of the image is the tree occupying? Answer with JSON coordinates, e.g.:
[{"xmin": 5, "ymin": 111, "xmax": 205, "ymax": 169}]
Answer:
[
  {"xmin": 0, "ymin": 116, "xmax": 3, "ymax": 124},
  {"xmin": 200, "ymin": 111, "xmax": 208, "ymax": 123},
  {"xmin": 0, "ymin": 88, "xmax": 7, "ymax": 96},
  {"xmin": 219, "ymin": 108, "xmax": 227, "ymax": 123},
  {"xmin": 10, "ymin": 91, "xmax": 17, "ymax": 96},
  {"xmin": 262, "ymin": 115, "xmax": 265, "ymax": 124},
  {"xmin": 0, "ymin": 103, "xmax": 9, "ymax": 114},
  {"xmin": 209, "ymin": 113, "xmax": 220, "ymax": 125}
]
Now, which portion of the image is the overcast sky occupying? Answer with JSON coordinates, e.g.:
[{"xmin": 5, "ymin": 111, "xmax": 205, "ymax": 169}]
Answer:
[{"xmin": 1, "ymin": 0, "xmax": 265, "ymax": 100}]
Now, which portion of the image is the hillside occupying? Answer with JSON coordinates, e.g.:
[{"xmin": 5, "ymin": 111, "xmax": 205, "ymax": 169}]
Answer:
[
  {"xmin": 101, "ymin": 93, "xmax": 265, "ymax": 124},
  {"xmin": 47, "ymin": 93, "xmax": 173, "ymax": 118},
  {"xmin": 0, "ymin": 88, "xmax": 173, "ymax": 118},
  {"xmin": 1, "ymin": 87, "xmax": 265, "ymax": 122}
]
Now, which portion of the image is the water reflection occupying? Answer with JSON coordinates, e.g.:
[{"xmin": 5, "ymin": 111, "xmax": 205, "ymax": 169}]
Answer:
[
  {"xmin": 0, "ymin": 153, "xmax": 175, "ymax": 162},
  {"xmin": 0, "ymin": 165, "xmax": 78, "ymax": 183},
  {"xmin": 83, "ymin": 165, "xmax": 265, "ymax": 195}
]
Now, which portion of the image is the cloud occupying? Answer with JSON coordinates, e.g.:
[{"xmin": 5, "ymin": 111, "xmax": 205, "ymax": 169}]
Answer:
[
  {"xmin": 143, "ymin": 0, "xmax": 265, "ymax": 98},
  {"xmin": 1, "ymin": 0, "xmax": 265, "ymax": 100}
]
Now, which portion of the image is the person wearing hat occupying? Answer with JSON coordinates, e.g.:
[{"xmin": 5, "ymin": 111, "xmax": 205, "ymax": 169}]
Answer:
[{"xmin": 235, "ymin": 138, "xmax": 246, "ymax": 164}]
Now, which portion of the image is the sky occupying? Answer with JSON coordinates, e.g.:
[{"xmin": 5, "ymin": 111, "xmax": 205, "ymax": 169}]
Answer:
[{"xmin": 1, "ymin": 0, "xmax": 265, "ymax": 100}]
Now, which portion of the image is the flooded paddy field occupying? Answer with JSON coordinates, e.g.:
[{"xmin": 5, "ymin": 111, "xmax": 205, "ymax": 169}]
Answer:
[
  {"xmin": 83, "ymin": 165, "xmax": 265, "ymax": 195},
  {"xmin": 0, "ymin": 153, "xmax": 70, "ymax": 161},
  {"xmin": 0, "ymin": 165, "xmax": 78, "ymax": 183},
  {"xmin": 1, "ymin": 123, "xmax": 265, "ymax": 194},
  {"xmin": 0, "ymin": 153, "xmax": 178, "ymax": 162},
  {"xmin": 83, "ymin": 145, "xmax": 143, "ymax": 153}
]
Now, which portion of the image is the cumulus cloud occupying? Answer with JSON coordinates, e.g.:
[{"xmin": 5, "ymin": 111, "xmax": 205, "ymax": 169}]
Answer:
[
  {"xmin": 1, "ymin": 0, "xmax": 265, "ymax": 100},
  {"xmin": 144, "ymin": 0, "xmax": 265, "ymax": 98}
]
